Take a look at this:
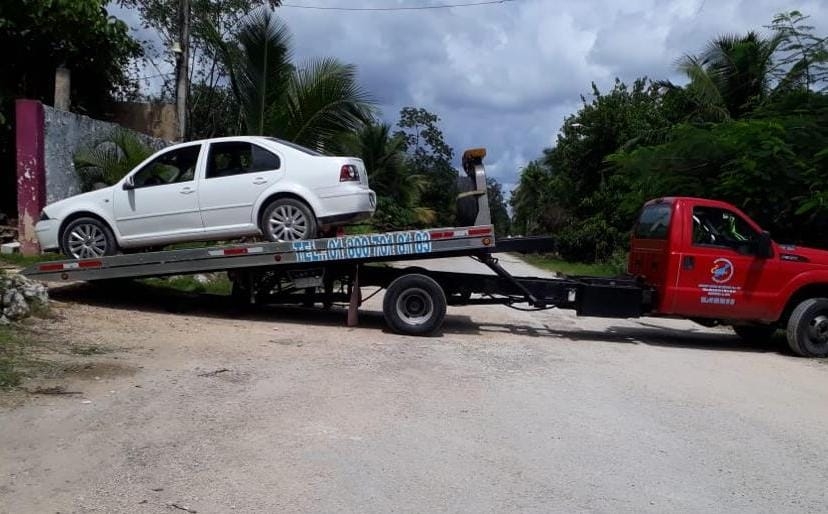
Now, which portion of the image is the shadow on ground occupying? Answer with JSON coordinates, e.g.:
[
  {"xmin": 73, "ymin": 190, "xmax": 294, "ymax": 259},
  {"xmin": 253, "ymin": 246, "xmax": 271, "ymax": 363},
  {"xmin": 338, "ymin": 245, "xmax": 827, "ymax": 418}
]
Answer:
[{"xmin": 49, "ymin": 281, "xmax": 789, "ymax": 356}]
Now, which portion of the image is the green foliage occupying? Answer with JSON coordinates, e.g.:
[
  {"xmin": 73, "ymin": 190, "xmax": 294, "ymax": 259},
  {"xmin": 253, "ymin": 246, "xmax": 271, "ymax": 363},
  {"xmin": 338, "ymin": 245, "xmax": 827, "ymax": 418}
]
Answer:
[
  {"xmin": 0, "ymin": 0, "xmax": 141, "ymax": 112},
  {"xmin": 767, "ymin": 11, "xmax": 828, "ymax": 92},
  {"xmin": 216, "ymin": 9, "xmax": 375, "ymax": 150},
  {"xmin": 332, "ymin": 122, "xmax": 435, "ymax": 229},
  {"xmin": 189, "ymin": 83, "xmax": 242, "ymax": 138},
  {"xmin": 486, "ymin": 178, "xmax": 511, "ymax": 236},
  {"xmin": 394, "ymin": 107, "xmax": 458, "ymax": 226},
  {"xmin": 118, "ymin": 0, "xmax": 280, "ymax": 98},
  {"xmin": 74, "ymin": 130, "xmax": 156, "ymax": 191},
  {"xmin": 512, "ymin": 10, "xmax": 828, "ymax": 263},
  {"xmin": 521, "ymin": 253, "xmax": 624, "ymax": 277}
]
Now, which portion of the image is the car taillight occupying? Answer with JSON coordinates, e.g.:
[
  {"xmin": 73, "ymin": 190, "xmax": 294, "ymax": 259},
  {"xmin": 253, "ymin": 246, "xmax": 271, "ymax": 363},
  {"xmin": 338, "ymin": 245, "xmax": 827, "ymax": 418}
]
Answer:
[{"xmin": 339, "ymin": 164, "xmax": 360, "ymax": 182}]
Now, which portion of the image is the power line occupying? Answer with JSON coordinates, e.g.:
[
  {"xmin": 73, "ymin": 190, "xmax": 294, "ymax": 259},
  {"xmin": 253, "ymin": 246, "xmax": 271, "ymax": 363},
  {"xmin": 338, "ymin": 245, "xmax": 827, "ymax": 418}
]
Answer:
[{"xmin": 281, "ymin": 0, "xmax": 518, "ymax": 11}]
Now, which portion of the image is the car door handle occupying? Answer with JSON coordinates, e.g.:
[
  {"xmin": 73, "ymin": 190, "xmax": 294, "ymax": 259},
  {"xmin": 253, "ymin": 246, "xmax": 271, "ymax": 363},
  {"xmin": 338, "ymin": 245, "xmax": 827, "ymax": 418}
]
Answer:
[
  {"xmin": 682, "ymin": 256, "xmax": 695, "ymax": 270},
  {"xmin": 180, "ymin": 187, "xmax": 195, "ymax": 195},
  {"xmin": 252, "ymin": 178, "xmax": 268, "ymax": 185}
]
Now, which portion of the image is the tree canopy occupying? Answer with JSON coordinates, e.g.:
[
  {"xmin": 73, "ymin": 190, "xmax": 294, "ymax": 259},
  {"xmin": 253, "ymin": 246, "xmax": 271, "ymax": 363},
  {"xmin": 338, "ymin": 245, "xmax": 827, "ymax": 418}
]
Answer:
[{"xmin": 511, "ymin": 10, "xmax": 828, "ymax": 262}]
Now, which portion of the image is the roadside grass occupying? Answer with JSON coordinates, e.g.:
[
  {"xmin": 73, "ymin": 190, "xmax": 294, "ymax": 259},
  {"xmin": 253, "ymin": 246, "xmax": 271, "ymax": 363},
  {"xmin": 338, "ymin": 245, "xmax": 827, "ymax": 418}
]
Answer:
[
  {"xmin": 0, "ymin": 252, "xmax": 64, "ymax": 268},
  {"xmin": 0, "ymin": 325, "xmax": 27, "ymax": 387},
  {"xmin": 0, "ymin": 322, "xmax": 64, "ymax": 388},
  {"xmin": 140, "ymin": 273, "xmax": 233, "ymax": 295},
  {"xmin": 521, "ymin": 253, "xmax": 626, "ymax": 277}
]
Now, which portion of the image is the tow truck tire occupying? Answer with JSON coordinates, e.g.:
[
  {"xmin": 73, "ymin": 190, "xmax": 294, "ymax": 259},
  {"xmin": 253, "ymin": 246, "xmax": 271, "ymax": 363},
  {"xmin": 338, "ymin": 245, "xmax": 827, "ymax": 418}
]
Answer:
[
  {"xmin": 733, "ymin": 324, "xmax": 777, "ymax": 342},
  {"xmin": 786, "ymin": 298, "xmax": 828, "ymax": 357},
  {"xmin": 383, "ymin": 274, "xmax": 447, "ymax": 336}
]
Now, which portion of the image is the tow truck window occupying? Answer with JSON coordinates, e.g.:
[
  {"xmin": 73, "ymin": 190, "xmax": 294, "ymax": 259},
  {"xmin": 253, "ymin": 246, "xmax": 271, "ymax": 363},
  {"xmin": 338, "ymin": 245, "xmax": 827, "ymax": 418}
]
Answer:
[
  {"xmin": 692, "ymin": 207, "xmax": 758, "ymax": 249},
  {"xmin": 635, "ymin": 204, "xmax": 672, "ymax": 239}
]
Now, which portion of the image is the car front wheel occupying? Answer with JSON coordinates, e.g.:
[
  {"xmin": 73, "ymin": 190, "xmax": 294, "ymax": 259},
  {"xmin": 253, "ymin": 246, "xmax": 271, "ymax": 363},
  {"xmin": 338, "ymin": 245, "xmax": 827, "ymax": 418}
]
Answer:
[
  {"xmin": 260, "ymin": 198, "xmax": 317, "ymax": 242},
  {"xmin": 60, "ymin": 217, "xmax": 117, "ymax": 259}
]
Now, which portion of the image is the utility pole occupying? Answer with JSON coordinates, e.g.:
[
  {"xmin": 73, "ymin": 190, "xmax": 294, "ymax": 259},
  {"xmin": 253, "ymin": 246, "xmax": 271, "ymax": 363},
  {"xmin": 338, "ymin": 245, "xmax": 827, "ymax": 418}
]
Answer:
[{"xmin": 175, "ymin": 0, "xmax": 190, "ymax": 141}]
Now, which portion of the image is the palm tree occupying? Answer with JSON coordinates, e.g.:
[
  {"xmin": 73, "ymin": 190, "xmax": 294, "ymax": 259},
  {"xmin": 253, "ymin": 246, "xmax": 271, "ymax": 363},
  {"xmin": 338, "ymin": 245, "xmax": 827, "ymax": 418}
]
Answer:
[
  {"xmin": 74, "ymin": 129, "xmax": 155, "ymax": 191},
  {"xmin": 665, "ymin": 31, "xmax": 786, "ymax": 120},
  {"xmin": 333, "ymin": 123, "xmax": 435, "ymax": 227},
  {"xmin": 215, "ymin": 9, "xmax": 374, "ymax": 150}
]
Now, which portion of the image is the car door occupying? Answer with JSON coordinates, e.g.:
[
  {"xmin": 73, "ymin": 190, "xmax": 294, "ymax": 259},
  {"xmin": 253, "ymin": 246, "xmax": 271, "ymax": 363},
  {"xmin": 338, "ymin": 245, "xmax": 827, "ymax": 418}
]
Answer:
[
  {"xmin": 113, "ymin": 144, "xmax": 205, "ymax": 243},
  {"xmin": 198, "ymin": 141, "xmax": 283, "ymax": 233},
  {"xmin": 671, "ymin": 205, "xmax": 782, "ymax": 320}
]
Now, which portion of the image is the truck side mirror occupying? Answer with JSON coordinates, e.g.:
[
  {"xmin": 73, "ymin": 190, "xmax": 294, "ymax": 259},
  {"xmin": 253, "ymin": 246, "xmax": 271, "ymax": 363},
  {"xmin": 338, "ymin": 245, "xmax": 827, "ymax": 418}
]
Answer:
[
  {"xmin": 756, "ymin": 231, "xmax": 773, "ymax": 258},
  {"xmin": 122, "ymin": 176, "xmax": 135, "ymax": 190}
]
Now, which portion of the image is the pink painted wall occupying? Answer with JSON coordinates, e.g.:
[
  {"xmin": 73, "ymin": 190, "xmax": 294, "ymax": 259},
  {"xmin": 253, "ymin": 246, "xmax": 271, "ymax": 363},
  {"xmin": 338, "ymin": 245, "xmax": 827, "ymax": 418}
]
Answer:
[{"xmin": 15, "ymin": 100, "xmax": 46, "ymax": 255}]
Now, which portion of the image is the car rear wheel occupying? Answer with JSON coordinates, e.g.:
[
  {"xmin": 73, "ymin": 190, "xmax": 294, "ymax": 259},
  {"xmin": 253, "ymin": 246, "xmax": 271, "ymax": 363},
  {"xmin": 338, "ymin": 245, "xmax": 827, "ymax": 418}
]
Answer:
[
  {"xmin": 260, "ymin": 198, "xmax": 317, "ymax": 242},
  {"xmin": 60, "ymin": 217, "xmax": 117, "ymax": 259}
]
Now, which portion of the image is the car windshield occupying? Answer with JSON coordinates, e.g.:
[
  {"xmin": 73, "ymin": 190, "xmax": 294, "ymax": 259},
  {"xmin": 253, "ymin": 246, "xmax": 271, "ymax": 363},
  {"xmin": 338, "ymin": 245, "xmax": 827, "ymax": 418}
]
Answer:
[{"xmin": 265, "ymin": 137, "xmax": 326, "ymax": 156}]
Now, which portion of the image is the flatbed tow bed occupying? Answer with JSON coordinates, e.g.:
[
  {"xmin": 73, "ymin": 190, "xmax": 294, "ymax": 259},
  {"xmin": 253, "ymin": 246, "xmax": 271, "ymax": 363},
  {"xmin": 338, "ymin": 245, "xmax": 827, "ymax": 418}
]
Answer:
[{"xmin": 22, "ymin": 148, "xmax": 651, "ymax": 336}]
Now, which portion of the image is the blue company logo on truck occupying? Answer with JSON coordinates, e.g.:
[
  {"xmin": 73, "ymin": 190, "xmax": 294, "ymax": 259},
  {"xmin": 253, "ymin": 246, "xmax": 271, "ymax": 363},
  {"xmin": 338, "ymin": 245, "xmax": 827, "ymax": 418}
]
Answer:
[{"xmin": 292, "ymin": 231, "xmax": 433, "ymax": 263}]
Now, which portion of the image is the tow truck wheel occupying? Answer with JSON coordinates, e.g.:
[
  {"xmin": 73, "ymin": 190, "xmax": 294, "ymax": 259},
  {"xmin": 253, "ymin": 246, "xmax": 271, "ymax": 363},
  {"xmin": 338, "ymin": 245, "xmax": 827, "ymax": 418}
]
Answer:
[
  {"xmin": 733, "ymin": 324, "xmax": 777, "ymax": 342},
  {"xmin": 786, "ymin": 298, "xmax": 828, "ymax": 357},
  {"xmin": 383, "ymin": 274, "xmax": 446, "ymax": 336}
]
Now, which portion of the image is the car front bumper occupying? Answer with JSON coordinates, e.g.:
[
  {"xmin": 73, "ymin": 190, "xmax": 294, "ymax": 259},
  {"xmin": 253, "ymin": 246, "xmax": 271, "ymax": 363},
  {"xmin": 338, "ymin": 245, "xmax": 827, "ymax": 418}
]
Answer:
[{"xmin": 35, "ymin": 219, "xmax": 60, "ymax": 251}]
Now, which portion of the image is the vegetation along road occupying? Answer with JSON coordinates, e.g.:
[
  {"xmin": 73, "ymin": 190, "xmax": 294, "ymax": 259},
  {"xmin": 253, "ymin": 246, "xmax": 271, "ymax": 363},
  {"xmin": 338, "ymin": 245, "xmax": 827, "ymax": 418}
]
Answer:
[{"xmin": 1, "ymin": 255, "xmax": 826, "ymax": 513}]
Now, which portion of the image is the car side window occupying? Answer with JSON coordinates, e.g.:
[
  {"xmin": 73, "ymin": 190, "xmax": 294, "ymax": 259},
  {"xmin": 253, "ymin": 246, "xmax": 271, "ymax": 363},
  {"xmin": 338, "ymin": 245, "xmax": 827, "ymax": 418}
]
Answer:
[
  {"xmin": 206, "ymin": 142, "xmax": 280, "ymax": 179},
  {"xmin": 132, "ymin": 145, "xmax": 200, "ymax": 188},
  {"xmin": 692, "ymin": 207, "xmax": 758, "ymax": 249}
]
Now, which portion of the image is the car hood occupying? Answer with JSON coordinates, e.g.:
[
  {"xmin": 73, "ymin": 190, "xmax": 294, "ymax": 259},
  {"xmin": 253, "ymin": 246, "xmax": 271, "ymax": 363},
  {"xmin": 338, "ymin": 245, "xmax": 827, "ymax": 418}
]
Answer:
[
  {"xmin": 42, "ymin": 186, "xmax": 115, "ymax": 218},
  {"xmin": 778, "ymin": 244, "xmax": 828, "ymax": 267}
]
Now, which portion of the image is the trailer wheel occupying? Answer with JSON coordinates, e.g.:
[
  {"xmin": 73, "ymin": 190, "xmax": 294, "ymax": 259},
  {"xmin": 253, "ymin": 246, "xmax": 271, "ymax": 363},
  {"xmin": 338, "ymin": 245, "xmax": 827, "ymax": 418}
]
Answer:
[
  {"xmin": 383, "ymin": 274, "xmax": 446, "ymax": 336},
  {"xmin": 786, "ymin": 298, "xmax": 828, "ymax": 357}
]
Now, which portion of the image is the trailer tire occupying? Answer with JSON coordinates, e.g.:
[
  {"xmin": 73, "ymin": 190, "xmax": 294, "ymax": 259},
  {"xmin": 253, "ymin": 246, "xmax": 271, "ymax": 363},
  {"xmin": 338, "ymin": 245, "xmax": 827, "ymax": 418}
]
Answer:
[
  {"xmin": 786, "ymin": 298, "xmax": 828, "ymax": 357},
  {"xmin": 383, "ymin": 274, "xmax": 446, "ymax": 336}
]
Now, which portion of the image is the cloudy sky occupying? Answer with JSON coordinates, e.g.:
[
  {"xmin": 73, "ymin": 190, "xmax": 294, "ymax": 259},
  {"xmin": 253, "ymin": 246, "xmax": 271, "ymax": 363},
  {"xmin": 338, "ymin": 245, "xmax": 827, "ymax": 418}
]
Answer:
[{"xmin": 118, "ymin": 0, "xmax": 828, "ymax": 194}]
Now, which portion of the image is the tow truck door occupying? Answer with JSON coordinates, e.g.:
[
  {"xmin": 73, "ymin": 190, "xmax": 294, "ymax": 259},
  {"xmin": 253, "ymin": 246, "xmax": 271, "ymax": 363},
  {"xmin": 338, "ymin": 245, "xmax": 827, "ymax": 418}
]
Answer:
[{"xmin": 671, "ymin": 204, "xmax": 779, "ymax": 321}]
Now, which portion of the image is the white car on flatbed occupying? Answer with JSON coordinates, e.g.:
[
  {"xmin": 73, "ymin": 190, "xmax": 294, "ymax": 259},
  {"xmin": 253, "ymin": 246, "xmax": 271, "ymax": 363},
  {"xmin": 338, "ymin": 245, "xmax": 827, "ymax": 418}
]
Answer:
[{"xmin": 36, "ymin": 136, "xmax": 376, "ymax": 259}]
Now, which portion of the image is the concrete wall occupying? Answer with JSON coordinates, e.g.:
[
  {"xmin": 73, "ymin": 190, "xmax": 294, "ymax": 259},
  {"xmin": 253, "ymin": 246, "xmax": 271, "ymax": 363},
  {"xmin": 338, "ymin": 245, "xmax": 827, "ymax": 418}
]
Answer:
[
  {"xmin": 43, "ymin": 105, "xmax": 168, "ymax": 204},
  {"xmin": 109, "ymin": 101, "xmax": 178, "ymax": 141}
]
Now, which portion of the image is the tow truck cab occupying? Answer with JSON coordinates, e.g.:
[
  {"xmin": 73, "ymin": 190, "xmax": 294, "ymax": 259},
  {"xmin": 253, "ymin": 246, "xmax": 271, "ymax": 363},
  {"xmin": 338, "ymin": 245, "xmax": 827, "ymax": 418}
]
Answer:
[{"xmin": 628, "ymin": 197, "xmax": 828, "ymax": 324}]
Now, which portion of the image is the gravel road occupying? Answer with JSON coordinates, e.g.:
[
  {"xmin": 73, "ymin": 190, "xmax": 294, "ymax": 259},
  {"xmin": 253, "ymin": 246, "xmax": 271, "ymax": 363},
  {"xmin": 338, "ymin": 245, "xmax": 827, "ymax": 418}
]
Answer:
[{"xmin": 1, "ymin": 254, "xmax": 826, "ymax": 513}]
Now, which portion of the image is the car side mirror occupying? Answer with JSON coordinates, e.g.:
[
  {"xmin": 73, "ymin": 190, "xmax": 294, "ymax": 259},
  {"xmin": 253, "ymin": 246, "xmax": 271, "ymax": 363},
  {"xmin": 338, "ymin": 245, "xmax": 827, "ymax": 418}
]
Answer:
[
  {"xmin": 123, "ymin": 176, "xmax": 135, "ymax": 190},
  {"xmin": 755, "ymin": 230, "xmax": 773, "ymax": 258}
]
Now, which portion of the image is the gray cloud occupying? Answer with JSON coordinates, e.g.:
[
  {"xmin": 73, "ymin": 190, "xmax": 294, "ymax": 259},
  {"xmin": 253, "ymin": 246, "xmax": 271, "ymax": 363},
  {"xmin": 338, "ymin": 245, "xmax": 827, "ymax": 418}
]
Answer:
[{"xmin": 115, "ymin": 0, "xmax": 828, "ymax": 192}]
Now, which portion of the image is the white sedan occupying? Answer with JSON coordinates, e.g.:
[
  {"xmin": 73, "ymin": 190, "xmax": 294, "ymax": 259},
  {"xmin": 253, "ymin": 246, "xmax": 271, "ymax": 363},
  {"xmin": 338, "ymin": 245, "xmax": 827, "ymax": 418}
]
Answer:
[{"xmin": 36, "ymin": 136, "xmax": 376, "ymax": 258}]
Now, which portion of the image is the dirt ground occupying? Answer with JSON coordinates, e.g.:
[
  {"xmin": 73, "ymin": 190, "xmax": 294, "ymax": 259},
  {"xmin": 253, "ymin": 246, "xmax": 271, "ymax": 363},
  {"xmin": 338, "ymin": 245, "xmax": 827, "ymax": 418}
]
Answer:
[{"xmin": 1, "ymin": 254, "xmax": 827, "ymax": 513}]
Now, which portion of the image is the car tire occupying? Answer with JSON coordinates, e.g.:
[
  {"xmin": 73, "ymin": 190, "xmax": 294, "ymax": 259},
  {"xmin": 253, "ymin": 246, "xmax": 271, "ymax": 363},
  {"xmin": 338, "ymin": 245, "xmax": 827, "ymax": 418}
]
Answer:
[
  {"xmin": 382, "ymin": 273, "xmax": 447, "ymax": 336},
  {"xmin": 786, "ymin": 298, "xmax": 828, "ymax": 357},
  {"xmin": 59, "ymin": 217, "xmax": 117, "ymax": 259},
  {"xmin": 260, "ymin": 198, "xmax": 317, "ymax": 242}
]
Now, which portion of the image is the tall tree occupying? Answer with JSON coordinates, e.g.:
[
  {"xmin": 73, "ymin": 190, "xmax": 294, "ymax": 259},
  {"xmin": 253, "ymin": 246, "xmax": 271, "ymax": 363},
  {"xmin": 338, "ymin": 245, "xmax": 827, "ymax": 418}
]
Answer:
[
  {"xmin": 672, "ymin": 32, "xmax": 785, "ymax": 120},
  {"xmin": 0, "ymin": 0, "xmax": 141, "ymax": 216},
  {"xmin": 767, "ymin": 10, "xmax": 828, "ymax": 92},
  {"xmin": 394, "ymin": 107, "xmax": 457, "ymax": 225},
  {"xmin": 486, "ymin": 178, "xmax": 511, "ymax": 236},
  {"xmin": 216, "ymin": 9, "xmax": 374, "ymax": 150}
]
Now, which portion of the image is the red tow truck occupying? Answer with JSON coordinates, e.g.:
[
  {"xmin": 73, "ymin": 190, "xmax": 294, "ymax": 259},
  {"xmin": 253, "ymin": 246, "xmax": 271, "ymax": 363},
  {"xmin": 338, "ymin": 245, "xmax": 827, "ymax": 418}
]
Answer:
[
  {"xmin": 628, "ymin": 197, "xmax": 828, "ymax": 357},
  {"xmin": 22, "ymin": 148, "xmax": 828, "ymax": 357}
]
